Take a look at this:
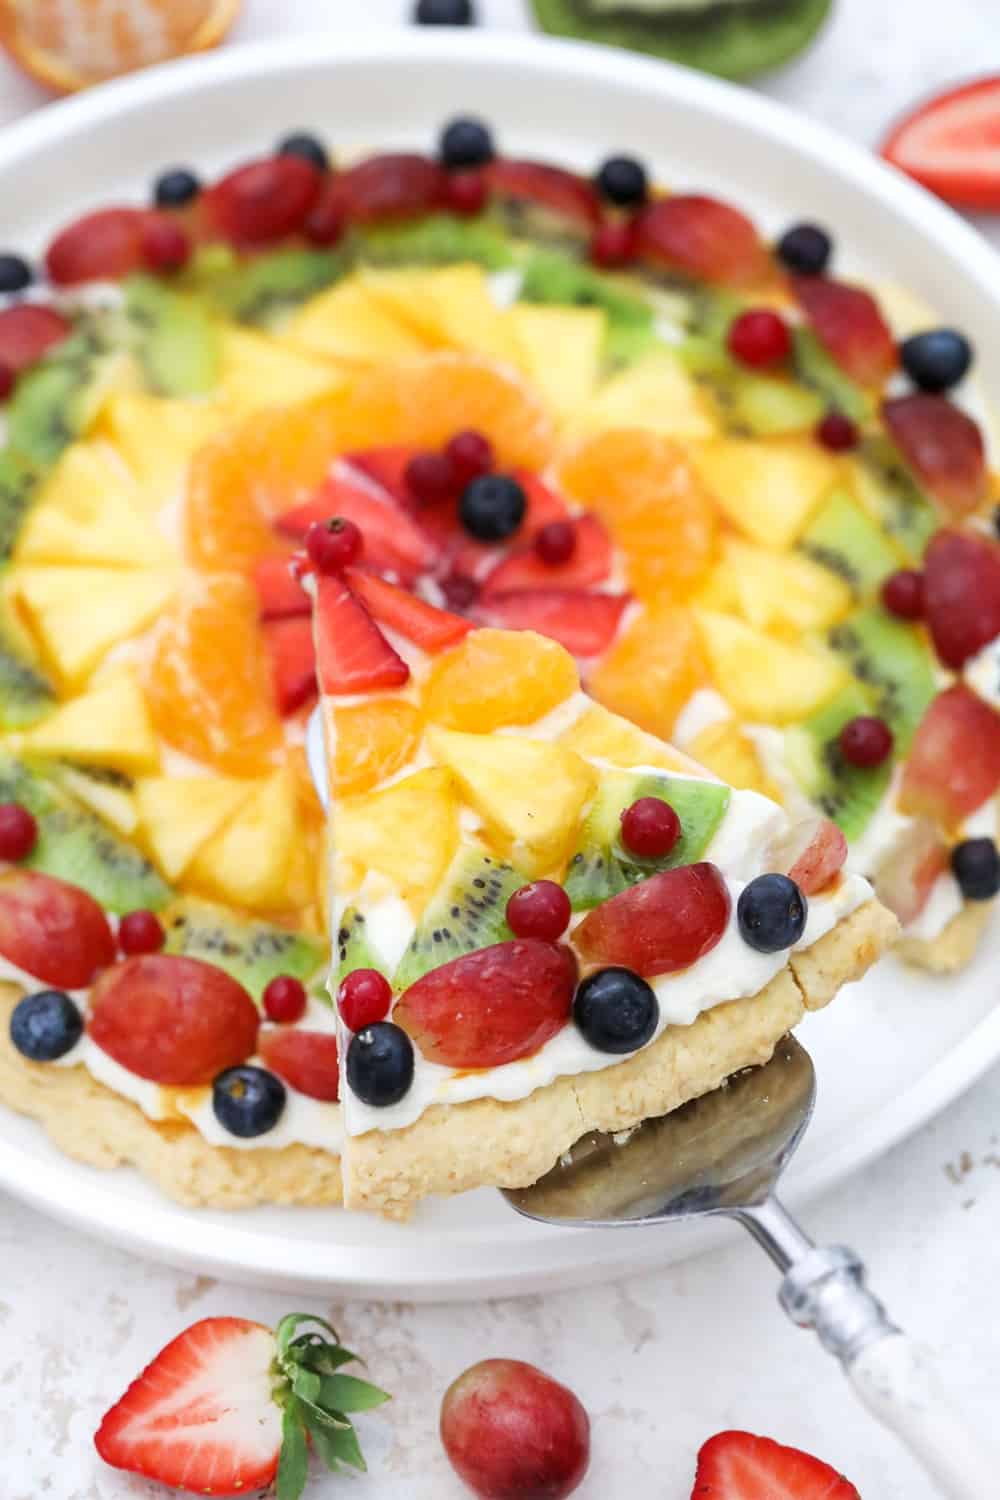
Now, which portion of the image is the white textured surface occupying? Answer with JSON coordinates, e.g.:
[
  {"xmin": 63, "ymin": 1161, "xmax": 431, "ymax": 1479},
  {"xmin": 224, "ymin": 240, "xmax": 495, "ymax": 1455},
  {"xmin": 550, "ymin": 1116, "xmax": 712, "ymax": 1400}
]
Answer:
[{"xmin": 3, "ymin": 3, "xmax": 1000, "ymax": 1497}]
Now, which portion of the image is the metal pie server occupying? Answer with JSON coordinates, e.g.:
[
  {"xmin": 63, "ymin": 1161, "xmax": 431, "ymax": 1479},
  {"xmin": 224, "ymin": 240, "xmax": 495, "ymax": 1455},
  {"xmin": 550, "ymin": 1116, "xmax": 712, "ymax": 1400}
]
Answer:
[{"xmin": 504, "ymin": 1037, "xmax": 993, "ymax": 1498}]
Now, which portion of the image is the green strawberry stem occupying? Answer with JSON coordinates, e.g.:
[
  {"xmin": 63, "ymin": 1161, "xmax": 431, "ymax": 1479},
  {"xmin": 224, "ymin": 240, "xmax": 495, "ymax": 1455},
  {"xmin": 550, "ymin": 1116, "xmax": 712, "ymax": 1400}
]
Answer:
[{"xmin": 272, "ymin": 1314, "xmax": 390, "ymax": 1500}]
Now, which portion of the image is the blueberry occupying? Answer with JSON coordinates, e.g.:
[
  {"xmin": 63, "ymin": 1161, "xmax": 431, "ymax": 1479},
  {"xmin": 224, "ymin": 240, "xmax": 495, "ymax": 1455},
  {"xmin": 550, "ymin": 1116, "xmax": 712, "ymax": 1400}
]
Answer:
[
  {"xmin": 595, "ymin": 155, "xmax": 648, "ymax": 208},
  {"xmin": 277, "ymin": 132, "xmax": 330, "ymax": 172},
  {"xmin": 439, "ymin": 117, "xmax": 495, "ymax": 170},
  {"xmin": 951, "ymin": 838, "xmax": 1000, "ymax": 900},
  {"xmin": 900, "ymin": 329, "xmax": 973, "ymax": 394},
  {"xmin": 737, "ymin": 874, "xmax": 807, "ymax": 953},
  {"xmin": 10, "ymin": 989, "xmax": 82, "ymax": 1062},
  {"xmin": 346, "ymin": 1022, "xmax": 414, "ymax": 1107},
  {"xmin": 414, "ymin": 0, "xmax": 475, "ymax": 22},
  {"xmin": 573, "ymin": 967, "xmax": 658, "ymax": 1054},
  {"xmin": 154, "ymin": 168, "xmax": 201, "ymax": 208},
  {"xmin": 459, "ymin": 474, "xmax": 526, "ymax": 541},
  {"xmin": 212, "ymin": 1065, "xmax": 286, "ymax": 1137},
  {"xmin": 776, "ymin": 223, "xmax": 832, "ymax": 276},
  {"xmin": 0, "ymin": 254, "xmax": 33, "ymax": 294}
]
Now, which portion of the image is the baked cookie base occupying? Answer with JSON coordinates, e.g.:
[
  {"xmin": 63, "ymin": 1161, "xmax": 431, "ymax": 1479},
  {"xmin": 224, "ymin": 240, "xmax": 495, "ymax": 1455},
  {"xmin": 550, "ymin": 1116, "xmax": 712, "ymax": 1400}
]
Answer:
[
  {"xmin": 896, "ymin": 900, "xmax": 993, "ymax": 974},
  {"xmin": 345, "ymin": 899, "xmax": 898, "ymax": 1218}
]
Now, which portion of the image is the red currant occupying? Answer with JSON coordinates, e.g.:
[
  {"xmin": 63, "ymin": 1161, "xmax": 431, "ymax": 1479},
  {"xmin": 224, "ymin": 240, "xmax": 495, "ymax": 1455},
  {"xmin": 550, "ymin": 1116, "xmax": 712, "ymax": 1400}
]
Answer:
[
  {"xmin": 118, "ymin": 909, "xmax": 165, "ymax": 956},
  {"xmin": 439, "ymin": 573, "xmax": 480, "ymax": 611},
  {"xmin": 620, "ymin": 797, "xmax": 681, "ymax": 858},
  {"xmin": 727, "ymin": 308, "xmax": 792, "ymax": 369},
  {"xmin": 534, "ymin": 520, "xmax": 576, "ymax": 567},
  {"xmin": 839, "ymin": 715, "xmax": 894, "ymax": 768},
  {"xmin": 0, "ymin": 803, "xmax": 37, "ymax": 861},
  {"xmin": 141, "ymin": 216, "xmax": 191, "ymax": 272},
  {"xmin": 444, "ymin": 170, "xmax": 488, "ymax": 217},
  {"xmin": 589, "ymin": 220, "xmax": 636, "ymax": 269},
  {"xmin": 0, "ymin": 363, "xmax": 14, "ymax": 401},
  {"xmin": 815, "ymin": 409, "xmax": 859, "ymax": 452},
  {"xmin": 445, "ymin": 429, "xmax": 494, "ymax": 486},
  {"xmin": 405, "ymin": 451, "xmax": 456, "ymax": 506},
  {"xmin": 337, "ymin": 967, "xmax": 392, "ymax": 1031},
  {"xmin": 881, "ymin": 568, "xmax": 925, "ymax": 620},
  {"xmin": 263, "ymin": 974, "xmax": 308, "ymax": 1024},
  {"xmin": 306, "ymin": 516, "xmax": 363, "ymax": 573},
  {"xmin": 505, "ymin": 881, "xmax": 571, "ymax": 942}
]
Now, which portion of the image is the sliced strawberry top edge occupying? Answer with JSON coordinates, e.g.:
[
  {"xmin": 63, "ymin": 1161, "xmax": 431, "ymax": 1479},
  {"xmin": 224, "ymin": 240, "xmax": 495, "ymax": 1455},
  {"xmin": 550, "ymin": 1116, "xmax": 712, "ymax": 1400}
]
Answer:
[
  {"xmin": 344, "ymin": 566, "xmax": 472, "ymax": 652},
  {"xmin": 314, "ymin": 573, "xmax": 411, "ymax": 695},
  {"xmin": 881, "ymin": 74, "xmax": 1000, "ymax": 211}
]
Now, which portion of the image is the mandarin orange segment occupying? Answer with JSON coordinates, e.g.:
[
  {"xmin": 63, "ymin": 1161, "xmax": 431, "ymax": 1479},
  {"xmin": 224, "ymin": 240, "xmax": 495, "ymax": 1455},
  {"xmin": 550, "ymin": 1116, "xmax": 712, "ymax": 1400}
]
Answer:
[
  {"xmin": 557, "ymin": 429, "xmax": 717, "ymax": 602},
  {"xmin": 587, "ymin": 603, "xmax": 706, "ymax": 742},
  {"xmin": 423, "ymin": 628, "xmax": 579, "ymax": 732},
  {"xmin": 330, "ymin": 698, "xmax": 423, "ymax": 797},
  {"xmin": 144, "ymin": 574, "xmax": 283, "ymax": 776}
]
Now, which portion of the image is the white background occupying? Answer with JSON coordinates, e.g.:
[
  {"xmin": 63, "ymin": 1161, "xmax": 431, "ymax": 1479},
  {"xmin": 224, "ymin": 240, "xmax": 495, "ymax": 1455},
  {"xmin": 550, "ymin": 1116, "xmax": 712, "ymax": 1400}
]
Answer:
[{"xmin": 2, "ymin": 3, "xmax": 1000, "ymax": 1497}]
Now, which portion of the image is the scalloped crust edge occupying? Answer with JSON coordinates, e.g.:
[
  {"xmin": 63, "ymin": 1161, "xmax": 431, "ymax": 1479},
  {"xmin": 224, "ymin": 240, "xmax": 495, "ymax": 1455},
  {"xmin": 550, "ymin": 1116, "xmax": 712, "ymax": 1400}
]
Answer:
[{"xmin": 896, "ymin": 899, "xmax": 993, "ymax": 974}]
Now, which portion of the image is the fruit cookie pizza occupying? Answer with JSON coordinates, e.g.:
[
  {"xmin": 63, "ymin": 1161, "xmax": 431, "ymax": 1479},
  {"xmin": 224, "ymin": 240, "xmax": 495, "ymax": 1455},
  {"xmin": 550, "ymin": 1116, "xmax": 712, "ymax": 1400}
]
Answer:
[{"xmin": 1, "ymin": 110, "xmax": 982, "ymax": 1213}]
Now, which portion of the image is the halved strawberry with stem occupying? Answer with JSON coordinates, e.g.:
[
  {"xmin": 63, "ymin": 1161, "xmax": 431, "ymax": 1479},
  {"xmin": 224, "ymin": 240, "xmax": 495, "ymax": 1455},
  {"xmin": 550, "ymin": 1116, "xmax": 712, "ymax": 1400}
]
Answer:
[
  {"xmin": 691, "ymin": 1429, "xmax": 860, "ymax": 1499},
  {"xmin": 394, "ymin": 939, "xmax": 577, "ymax": 1068},
  {"xmin": 277, "ymin": 476, "xmax": 436, "ymax": 582},
  {"xmin": 923, "ymin": 528, "xmax": 1000, "ymax": 668},
  {"xmin": 343, "ymin": 567, "xmax": 471, "ymax": 651},
  {"xmin": 770, "ymin": 817, "xmax": 848, "ymax": 896},
  {"xmin": 484, "ymin": 159, "xmax": 602, "ymax": 229},
  {"xmin": 477, "ymin": 589, "xmax": 631, "ymax": 658},
  {"xmin": 899, "ymin": 684, "xmax": 1000, "ymax": 828},
  {"xmin": 883, "ymin": 395, "xmax": 987, "ymax": 515},
  {"xmin": 635, "ymin": 195, "xmax": 768, "ymax": 288},
  {"xmin": 264, "ymin": 617, "xmax": 317, "ymax": 715},
  {"xmin": 481, "ymin": 514, "xmax": 612, "ymax": 598},
  {"xmin": 0, "ymin": 868, "xmax": 115, "ymax": 989},
  {"xmin": 881, "ymin": 75, "xmax": 1000, "ymax": 211},
  {"xmin": 315, "ymin": 575, "xmax": 410, "ymax": 694},
  {"xmin": 0, "ymin": 304, "xmax": 72, "ymax": 373},
  {"xmin": 95, "ymin": 1312, "xmax": 388, "ymax": 1499},
  {"xmin": 793, "ymin": 275, "xmax": 897, "ymax": 385},
  {"xmin": 575, "ymin": 862, "xmax": 731, "ymax": 977},
  {"xmin": 873, "ymin": 817, "xmax": 949, "ymax": 926},
  {"xmin": 253, "ymin": 555, "xmax": 311, "ymax": 621},
  {"xmin": 260, "ymin": 1029, "xmax": 340, "ymax": 1102}
]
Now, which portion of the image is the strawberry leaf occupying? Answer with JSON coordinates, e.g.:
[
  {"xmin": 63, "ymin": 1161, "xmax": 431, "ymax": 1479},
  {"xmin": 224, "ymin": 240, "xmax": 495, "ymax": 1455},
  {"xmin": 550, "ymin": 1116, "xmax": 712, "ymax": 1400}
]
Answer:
[
  {"xmin": 276, "ymin": 1399, "xmax": 310, "ymax": 1500},
  {"xmin": 275, "ymin": 1313, "xmax": 342, "ymax": 1360},
  {"xmin": 319, "ymin": 1373, "xmax": 391, "ymax": 1413},
  {"xmin": 272, "ymin": 1312, "xmax": 388, "ymax": 1486},
  {"xmin": 307, "ymin": 1415, "xmax": 368, "ymax": 1475},
  {"xmin": 300, "ymin": 1343, "xmax": 360, "ymax": 1376},
  {"xmin": 292, "ymin": 1366, "xmax": 322, "ymax": 1405}
]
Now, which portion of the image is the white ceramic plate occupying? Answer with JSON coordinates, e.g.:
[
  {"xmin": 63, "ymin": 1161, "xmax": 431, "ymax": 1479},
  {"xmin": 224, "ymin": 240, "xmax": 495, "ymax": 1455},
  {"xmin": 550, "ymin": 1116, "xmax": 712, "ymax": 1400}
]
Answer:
[{"xmin": 3, "ymin": 29, "xmax": 1000, "ymax": 1300}]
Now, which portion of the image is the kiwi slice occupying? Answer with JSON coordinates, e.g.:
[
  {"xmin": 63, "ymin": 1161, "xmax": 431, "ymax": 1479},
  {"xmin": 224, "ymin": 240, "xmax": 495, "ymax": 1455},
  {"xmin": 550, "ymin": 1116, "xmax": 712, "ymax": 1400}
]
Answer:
[
  {"xmin": 717, "ymin": 371, "xmax": 824, "ymax": 437},
  {"xmin": 0, "ymin": 752, "xmax": 170, "ymax": 913},
  {"xmin": 796, "ymin": 488, "xmax": 899, "ymax": 598},
  {"xmin": 0, "ymin": 449, "xmax": 41, "ymax": 562},
  {"xmin": 198, "ymin": 248, "xmax": 348, "ymax": 328},
  {"xmin": 791, "ymin": 328, "xmax": 871, "ymax": 425},
  {"xmin": 393, "ymin": 846, "xmax": 526, "ymax": 991},
  {"xmin": 357, "ymin": 214, "xmax": 516, "ymax": 272},
  {"xmin": 0, "ymin": 634, "xmax": 54, "ymax": 729},
  {"xmin": 851, "ymin": 436, "xmax": 938, "ymax": 563},
  {"xmin": 784, "ymin": 684, "xmax": 891, "ymax": 842},
  {"xmin": 124, "ymin": 274, "xmax": 221, "ymax": 395},
  {"xmin": 564, "ymin": 770, "xmax": 731, "ymax": 911},
  {"xmin": 337, "ymin": 906, "xmax": 386, "ymax": 985},
  {"xmin": 6, "ymin": 317, "xmax": 118, "ymax": 468},
  {"xmin": 530, "ymin": 0, "xmax": 831, "ymax": 80},
  {"xmin": 162, "ymin": 897, "xmax": 326, "ymax": 1001},
  {"xmin": 826, "ymin": 607, "xmax": 936, "ymax": 753},
  {"xmin": 519, "ymin": 249, "xmax": 656, "ymax": 366}
]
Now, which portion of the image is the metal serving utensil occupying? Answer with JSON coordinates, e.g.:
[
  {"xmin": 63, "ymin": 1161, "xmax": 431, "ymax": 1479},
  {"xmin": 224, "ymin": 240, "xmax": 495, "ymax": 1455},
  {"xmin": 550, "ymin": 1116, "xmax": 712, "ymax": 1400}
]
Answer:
[{"xmin": 505, "ymin": 1037, "xmax": 993, "ymax": 1499}]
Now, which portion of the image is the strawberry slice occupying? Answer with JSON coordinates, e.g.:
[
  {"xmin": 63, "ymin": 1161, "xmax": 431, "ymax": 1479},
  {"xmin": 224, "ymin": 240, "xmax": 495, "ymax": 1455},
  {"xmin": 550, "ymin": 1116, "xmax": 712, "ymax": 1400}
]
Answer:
[
  {"xmin": 343, "ymin": 567, "xmax": 471, "ymax": 651},
  {"xmin": 635, "ymin": 195, "xmax": 768, "ymax": 288},
  {"xmin": 923, "ymin": 528, "xmax": 1000, "ymax": 668},
  {"xmin": 477, "ymin": 589, "xmax": 630, "ymax": 658},
  {"xmin": 346, "ymin": 445, "xmax": 421, "ymax": 507},
  {"xmin": 253, "ymin": 555, "xmax": 310, "ymax": 620},
  {"xmin": 263, "ymin": 617, "xmax": 317, "ymax": 715},
  {"xmin": 95, "ymin": 1312, "xmax": 386, "ymax": 1496},
  {"xmin": 692, "ymin": 1429, "xmax": 860, "ymax": 1499},
  {"xmin": 315, "ymin": 574, "xmax": 410, "ymax": 694},
  {"xmin": 575, "ymin": 862, "xmax": 731, "ymax": 977},
  {"xmin": 873, "ymin": 818, "xmax": 949, "ymax": 926},
  {"xmin": 0, "ymin": 869, "xmax": 115, "ymax": 989},
  {"xmin": 484, "ymin": 159, "xmax": 602, "ymax": 229},
  {"xmin": 277, "ymin": 476, "xmax": 435, "ymax": 582},
  {"xmin": 770, "ymin": 817, "xmax": 848, "ymax": 896},
  {"xmin": 793, "ymin": 275, "xmax": 897, "ymax": 385},
  {"xmin": 881, "ymin": 75, "xmax": 1000, "ymax": 211},
  {"xmin": 260, "ymin": 1028, "xmax": 340, "ymax": 1102},
  {"xmin": 0, "ymin": 304, "xmax": 72, "ymax": 373},
  {"xmin": 88, "ymin": 955, "xmax": 259, "ymax": 1086},
  {"xmin": 883, "ymin": 395, "xmax": 987, "ymax": 515},
  {"xmin": 394, "ymin": 939, "xmax": 577, "ymax": 1068},
  {"xmin": 324, "ymin": 153, "xmax": 447, "ymax": 224},
  {"xmin": 900, "ymin": 684, "xmax": 1000, "ymax": 827},
  {"xmin": 481, "ymin": 514, "xmax": 613, "ymax": 598}
]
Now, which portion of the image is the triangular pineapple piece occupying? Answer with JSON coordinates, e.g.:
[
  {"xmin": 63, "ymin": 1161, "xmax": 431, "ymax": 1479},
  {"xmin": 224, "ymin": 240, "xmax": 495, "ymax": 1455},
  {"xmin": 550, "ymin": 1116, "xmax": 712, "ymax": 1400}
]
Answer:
[
  {"xmin": 693, "ymin": 609, "xmax": 847, "ymax": 724},
  {"xmin": 95, "ymin": 392, "xmax": 227, "ymax": 514},
  {"xmin": 426, "ymin": 727, "xmax": 596, "ymax": 876},
  {"xmin": 136, "ymin": 774, "xmax": 255, "ymax": 880},
  {"xmin": 510, "ymin": 304, "xmax": 604, "ymax": 420},
  {"xmin": 281, "ymin": 280, "xmax": 432, "ymax": 366},
  {"xmin": 361, "ymin": 265, "xmax": 523, "ymax": 366},
  {"xmin": 9, "ymin": 566, "xmax": 178, "ymax": 687},
  {"xmin": 337, "ymin": 766, "xmax": 460, "ymax": 917},
  {"xmin": 559, "ymin": 703, "xmax": 711, "ymax": 778},
  {"xmin": 705, "ymin": 536, "xmax": 852, "ymax": 635},
  {"xmin": 216, "ymin": 327, "xmax": 346, "ymax": 413},
  {"xmin": 690, "ymin": 437, "xmax": 838, "ymax": 550},
  {"xmin": 16, "ymin": 442, "xmax": 173, "ymax": 568},
  {"xmin": 14, "ymin": 672, "xmax": 159, "ymax": 773},
  {"xmin": 686, "ymin": 717, "xmax": 783, "ymax": 801},
  {"xmin": 187, "ymin": 766, "xmax": 301, "ymax": 912},
  {"xmin": 567, "ymin": 349, "xmax": 718, "ymax": 441}
]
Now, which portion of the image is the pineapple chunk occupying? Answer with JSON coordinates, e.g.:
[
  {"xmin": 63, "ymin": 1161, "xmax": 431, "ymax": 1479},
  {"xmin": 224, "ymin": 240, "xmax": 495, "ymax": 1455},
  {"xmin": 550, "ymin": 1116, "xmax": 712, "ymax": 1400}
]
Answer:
[
  {"xmin": 281, "ymin": 280, "xmax": 432, "ymax": 366},
  {"xmin": 136, "ymin": 774, "xmax": 255, "ymax": 880},
  {"xmin": 559, "ymin": 703, "xmax": 710, "ymax": 778},
  {"xmin": 216, "ymin": 327, "xmax": 345, "ymax": 413},
  {"xmin": 510, "ymin": 304, "xmax": 604, "ymax": 420},
  {"xmin": 702, "ymin": 536, "xmax": 852, "ymax": 635},
  {"xmin": 567, "ymin": 350, "xmax": 718, "ymax": 442},
  {"xmin": 13, "ymin": 672, "xmax": 159, "ymax": 774},
  {"xmin": 693, "ymin": 609, "xmax": 848, "ymax": 724},
  {"xmin": 16, "ymin": 442, "xmax": 174, "ymax": 568},
  {"xmin": 690, "ymin": 437, "xmax": 838, "ymax": 549},
  {"xmin": 97, "ymin": 392, "xmax": 228, "ymax": 514},
  {"xmin": 426, "ymin": 727, "xmax": 596, "ymax": 877},
  {"xmin": 686, "ymin": 718, "xmax": 782, "ymax": 801},
  {"xmin": 9, "ymin": 565, "xmax": 178, "ymax": 687},
  {"xmin": 337, "ymin": 767, "xmax": 460, "ymax": 917},
  {"xmin": 361, "ymin": 265, "xmax": 523, "ymax": 367},
  {"xmin": 187, "ymin": 766, "xmax": 301, "ymax": 912}
]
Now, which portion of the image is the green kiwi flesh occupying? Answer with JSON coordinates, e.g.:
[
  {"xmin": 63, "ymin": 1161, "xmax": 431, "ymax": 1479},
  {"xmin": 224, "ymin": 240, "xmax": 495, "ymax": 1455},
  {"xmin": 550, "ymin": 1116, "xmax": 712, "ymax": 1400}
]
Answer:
[
  {"xmin": 161, "ymin": 896, "xmax": 326, "ymax": 1001},
  {"xmin": 791, "ymin": 327, "xmax": 871, "ymax": 425},
  {"xmin": 796, "ymin": 488, "xmax": 900, "ymax": 598},
  {"xmin": 6, "ymin": 318, "xmax": 116, "ymax": 468},
  {"xmin": 716, "ymin": 371, "xmax": 824, "ymax": 437},
  {"xmin": 784, "ymin": 683, "xmax": 891, "ymax": 842},
  {"xmin": 825, "ymin": 607, "xmax": 936, "ymax": 753},
  {"xmin": 336, "ymin": 907, "xmax": 387, "ymax": 985},
  {"xmin": 392, "ymin": 846, "xmax": 525, "ymax": 991},
  {"xmin": 124, "ymin": 274, "xmax": 221, "ymax": 395},
  {"xmin": 851, "ymin": 436, "xmax": 938, "ymax": 563},
  {"xmin": 357, "ymin": 215, "xmax": 516, "ymax": 271},
  {"xmin": 519, "ymin": 249, "xmax": 656, "ymax": 366},
  {"xmin": 195, "ymin": 248, "xmax": 347, "ymax": 328}
]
